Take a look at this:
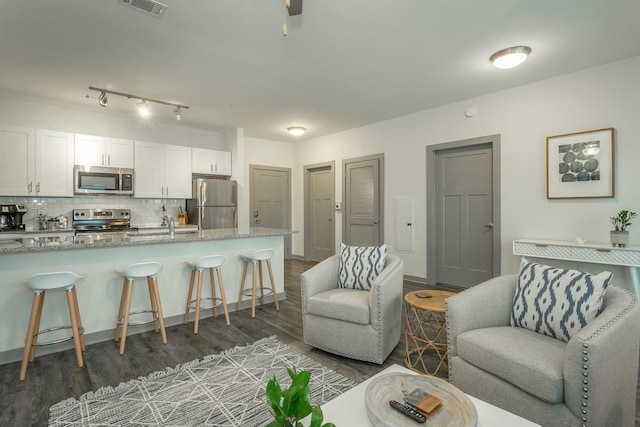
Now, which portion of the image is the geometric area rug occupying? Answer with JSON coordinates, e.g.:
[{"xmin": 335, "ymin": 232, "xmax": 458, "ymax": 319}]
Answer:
[{"xmin": 48, "ymin": 336, "xmax": 357, "ymax": 426}]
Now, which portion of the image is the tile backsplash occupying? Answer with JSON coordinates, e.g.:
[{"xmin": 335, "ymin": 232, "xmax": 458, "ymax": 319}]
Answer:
[{"xmin": 0, "ymin": 196, "xmax": 186, "ymax": 230}]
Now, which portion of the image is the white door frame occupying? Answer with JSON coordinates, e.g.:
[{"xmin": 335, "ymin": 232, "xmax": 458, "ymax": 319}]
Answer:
[
  {"xmin": 303, "ymin": 161, "xmax": 335, "ymax": 261},
  {"xmin": 426, "ymin": 135, "xmax": 501, "ymax": 284}
]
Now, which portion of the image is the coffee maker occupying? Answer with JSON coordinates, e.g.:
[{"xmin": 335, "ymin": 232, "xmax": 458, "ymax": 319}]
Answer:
[{"xmin": 0, "ymin": 204, "xmax": 27, "ymax": 231}]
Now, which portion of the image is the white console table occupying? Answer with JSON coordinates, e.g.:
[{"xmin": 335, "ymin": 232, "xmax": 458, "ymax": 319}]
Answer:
[{"xmin": 513, "ymin": 239, "xmax": 640, "ymax": 297}]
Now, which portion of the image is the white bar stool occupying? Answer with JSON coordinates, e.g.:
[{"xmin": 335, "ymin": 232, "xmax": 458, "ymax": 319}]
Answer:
[
  {"xmin": 114, "ymin": 262, "xmax": 167, "ymax": 355},
  {"xmin": 237, "ymin": 249, "xmax": 280, "ymax": 318},
  {"xmin": 20, "ymin": 271, "xmax": 86, "ymax": 381},
  {"xmin": 184, "ymin": 255, "xmax": 230, "ymax": 334}
]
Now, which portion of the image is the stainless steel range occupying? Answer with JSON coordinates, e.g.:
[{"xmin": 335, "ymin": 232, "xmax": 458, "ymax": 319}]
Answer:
[{"xmin": 72, "ymin": 208, "xmax": 132, "ymax": 234}]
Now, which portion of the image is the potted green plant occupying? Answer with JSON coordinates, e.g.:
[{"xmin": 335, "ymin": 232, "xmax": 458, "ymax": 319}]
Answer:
[
  {"xmin": 266, "ymin": 367, "xmax": 335, "ymax": 427},
  {"xmin": 610, "ymin": 209, "xmax": 637, "ymax": 247}
]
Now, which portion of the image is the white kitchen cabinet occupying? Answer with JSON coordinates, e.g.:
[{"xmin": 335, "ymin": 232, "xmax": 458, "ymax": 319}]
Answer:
[
  {"xmin": 134, "ymin": 141, "xmax": 192, "ymax": 199},
  {"xmin": 0, "ymin": 126, "xmax": 33, "ymax": 196},
  {"xmin": 34, "ymin": 129, "xmax": 75, "ymax": 197},
  {"xmin": 191, "ymin": 148, "xmax": 232, "ymax": 176},
  {"xmin": 75, "ymin": 134, "xmax": 134, "ymax": 168},
  {"xmin": 0, "ymin": 126, "xmax": 73, "ymax": 197}
]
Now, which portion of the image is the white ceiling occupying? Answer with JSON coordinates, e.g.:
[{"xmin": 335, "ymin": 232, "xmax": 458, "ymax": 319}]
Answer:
[{"xmin": 1, "ymin": 0, "xmax": 639, "ymax": 142}]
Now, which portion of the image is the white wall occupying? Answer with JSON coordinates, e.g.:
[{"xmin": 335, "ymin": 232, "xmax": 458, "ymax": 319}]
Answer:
[
  {"xmin": 0, "ymin": 94, "xmax": 226, "ymax": 149},
  {"xmin": 293, "ymin": 56, "xmax": 640, "ymax": 291}
]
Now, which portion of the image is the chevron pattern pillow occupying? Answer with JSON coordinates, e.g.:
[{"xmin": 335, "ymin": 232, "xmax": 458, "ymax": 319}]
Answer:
[
  {"xmin": 510, "ymin": 259, "xmax": 612, "ymax": 342},
  {"xmin": 338, "ymin": 243, "xmax": 387, "ymax": 290}
]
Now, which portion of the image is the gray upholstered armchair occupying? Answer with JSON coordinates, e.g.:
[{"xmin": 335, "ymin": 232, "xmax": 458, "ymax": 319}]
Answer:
[
  {"xmin": 446, "ymin": 274, "xmax": 640, "ymax": 427},
  {"xmin": 301, "ymin": 253, "xmax": 403, "ymax": 364}
]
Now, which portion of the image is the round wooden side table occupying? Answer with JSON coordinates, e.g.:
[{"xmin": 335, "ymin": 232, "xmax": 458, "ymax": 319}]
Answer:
[{"xmin": 403, "ymin": 290, "xmax": 455, "ymax": 376}]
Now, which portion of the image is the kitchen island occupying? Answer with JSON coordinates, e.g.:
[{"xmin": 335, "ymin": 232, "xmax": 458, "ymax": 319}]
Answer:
[{"xmin": 0, "ymin": 228, "xmax": 294, "ymax": 363}]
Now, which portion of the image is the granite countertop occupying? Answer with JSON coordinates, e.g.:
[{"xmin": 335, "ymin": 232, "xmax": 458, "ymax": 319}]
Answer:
[{"xmin": 0, "ymin": 228, "xmax": 296, "ymax": 254}]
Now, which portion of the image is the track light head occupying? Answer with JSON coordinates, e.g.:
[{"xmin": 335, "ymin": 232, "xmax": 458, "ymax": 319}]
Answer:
[
  {"xmin": 98, "ymin": 91, "xmax": 108, "ymax": 107},
  {"xmin": 174, "ymin": 107, "xmax": 181, "ymax": 120},
  {"xmin": 137, "ymin": 100, "xmax": 149, "ymax": 117}
]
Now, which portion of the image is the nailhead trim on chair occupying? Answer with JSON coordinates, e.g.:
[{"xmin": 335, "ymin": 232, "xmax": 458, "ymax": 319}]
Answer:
[
  {"xmin": 579, "ymin": 289, "xmax": 637, "ymax": 427},
  {"xmin": 375, "ymin": 285, "xmax": 383, "ymax": 362},
  {"xmin": 445, "ymin": 298, "xmax": 454, "ymax": 383}
]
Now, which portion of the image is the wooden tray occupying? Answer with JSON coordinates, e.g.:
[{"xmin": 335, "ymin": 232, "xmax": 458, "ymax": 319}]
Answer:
[{"xmin": 364, "ymin": 373, "xmax": 477, "ymax": 427}]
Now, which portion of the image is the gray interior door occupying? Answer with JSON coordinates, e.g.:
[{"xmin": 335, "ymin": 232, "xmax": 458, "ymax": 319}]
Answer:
[
  {"xmin": 307, "ymin": 164, "xmax": 334, "ymax": 262},
  {"xmin": 250, "ymin": 165, "xmax": 291, "ymax": 258},
  {"xmin": 435, "ymin": 145, "xmax": 493, "ymax": 287},
  {"xmin": 343, "ymin": 154, "xmax": 384, "ymax": 247}
]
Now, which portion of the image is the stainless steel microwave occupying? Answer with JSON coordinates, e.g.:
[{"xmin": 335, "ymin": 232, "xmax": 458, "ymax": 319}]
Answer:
[{"xmin": 74, "ymin": 165, "xmax": 134, "ymax": 195}]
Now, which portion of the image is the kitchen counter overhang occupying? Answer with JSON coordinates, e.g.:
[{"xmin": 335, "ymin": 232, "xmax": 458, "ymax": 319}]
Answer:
[{"xmin": 0, "ymin": 227, "xmax": 294, "ymax": 254}]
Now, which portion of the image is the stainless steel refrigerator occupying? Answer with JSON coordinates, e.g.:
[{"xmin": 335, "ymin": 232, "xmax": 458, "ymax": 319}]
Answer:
[{"xmin": 186, "ymin": 179, "xmax": 237, "ymax": 229}]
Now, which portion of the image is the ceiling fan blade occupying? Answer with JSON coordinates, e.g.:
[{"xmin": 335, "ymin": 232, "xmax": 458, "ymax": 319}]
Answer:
[{"xmin": 287, "ymin": 0, "xmax": 302, "ymax": 16}]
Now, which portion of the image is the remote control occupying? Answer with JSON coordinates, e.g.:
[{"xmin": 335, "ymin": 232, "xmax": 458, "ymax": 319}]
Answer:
[{"xmin": 389, "ymin": 400, "xmax": 426, "ymax": 423}]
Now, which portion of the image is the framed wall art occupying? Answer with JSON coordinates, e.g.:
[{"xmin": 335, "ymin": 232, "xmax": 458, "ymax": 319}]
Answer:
[{"xmin": 546, "ymin": 128, "xmax": 614, "ymax": 199}]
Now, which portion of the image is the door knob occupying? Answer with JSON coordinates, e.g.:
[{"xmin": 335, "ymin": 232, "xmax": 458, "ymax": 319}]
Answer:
[{"xmin": 485, "ymin": 223, "xmax": 494, "ymax": 228}]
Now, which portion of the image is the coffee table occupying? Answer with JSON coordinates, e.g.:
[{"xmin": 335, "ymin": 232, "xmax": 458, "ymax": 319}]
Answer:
[{"xmin": 315, "ymin": 364, "xmax": 540, "ymax": 427}]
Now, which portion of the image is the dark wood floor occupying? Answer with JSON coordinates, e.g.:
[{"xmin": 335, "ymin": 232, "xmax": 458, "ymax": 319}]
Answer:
[{"xmin": 0, "ymin": 259, "xmax": 452, "ymax": 427}]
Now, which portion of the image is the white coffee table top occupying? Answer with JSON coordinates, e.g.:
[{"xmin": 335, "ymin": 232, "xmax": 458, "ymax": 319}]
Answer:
[{"xmin": 315, "ymin": 364, "xmax": 540, "ymax": 427}]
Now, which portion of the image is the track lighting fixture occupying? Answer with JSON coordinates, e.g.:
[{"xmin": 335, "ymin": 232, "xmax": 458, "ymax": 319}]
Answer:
[
  {"xmin": 88, "ymin": 86, "xmax": 188, "ymax": 120},
  {"xmin": 98, "ymin": 91, "xmax": 108, "ymax": 107},
  {"xmin": 137, "ymin": 100, "xmax": 149, "ymax": 117}
]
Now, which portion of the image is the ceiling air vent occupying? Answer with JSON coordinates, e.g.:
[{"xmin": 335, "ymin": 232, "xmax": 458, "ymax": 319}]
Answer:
[{"xmin": 119, "ymin": 0, "xmax": 167, "ymax": 18}]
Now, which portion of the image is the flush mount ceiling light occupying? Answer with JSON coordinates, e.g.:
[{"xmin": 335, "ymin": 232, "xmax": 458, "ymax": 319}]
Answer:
[
  {"xmin": 490, "ymin": 46, "xmax": 532, "ymax": 69},
  {"xmin": 98, "ymin": 91, "xmax": 108, "ymax": 107},
  {"xmin": 287, "ymin": 126, "xmax": 306, "ymax": 136},
  {"xmin": 88, "ymin": 86, "xmax": 188, "ymax": 120}
]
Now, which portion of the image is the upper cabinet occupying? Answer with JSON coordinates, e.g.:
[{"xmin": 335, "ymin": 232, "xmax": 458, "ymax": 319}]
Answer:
[
  {"xmin": 134, "ymin": 141, "xmax": 192, "ymax": 199},
  {"xmin": 192, "ymin": 148, "xmax": 232, "ymax": 176},
  {"xmin": 35, "ymin": 130, "xmax": 75, "ymax": 197},
  {"xmin": 0, "ymin": 126, "xmax": 33, "ymax": 196},
  {"xmin": 0, "ymin": 126, "xmax": 73, "ymax": 197},
  {"xmin": 75, "ymin": 134, "xmax": 134, "ymax": 168}
]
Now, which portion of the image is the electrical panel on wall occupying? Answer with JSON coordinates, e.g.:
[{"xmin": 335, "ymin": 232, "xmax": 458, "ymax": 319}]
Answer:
[{"xmin": 394, "ymin": 196, "xmax": 414, "ymax": 252}]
